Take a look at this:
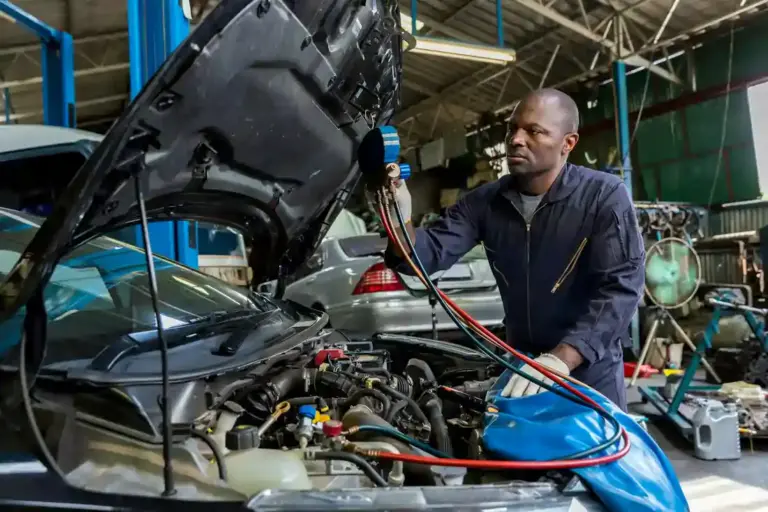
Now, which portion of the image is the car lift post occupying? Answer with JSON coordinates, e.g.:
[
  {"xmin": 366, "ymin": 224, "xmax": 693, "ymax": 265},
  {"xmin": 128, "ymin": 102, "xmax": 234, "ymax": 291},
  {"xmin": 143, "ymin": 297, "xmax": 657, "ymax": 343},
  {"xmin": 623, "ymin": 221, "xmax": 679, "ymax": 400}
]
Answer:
[
  {"xmin": 126, "ymin": 0, "xmax": 198, "ymax": 268},
  {"xmin": 0, "ymin": 1, "xmax": 75, "ymax": 127}
]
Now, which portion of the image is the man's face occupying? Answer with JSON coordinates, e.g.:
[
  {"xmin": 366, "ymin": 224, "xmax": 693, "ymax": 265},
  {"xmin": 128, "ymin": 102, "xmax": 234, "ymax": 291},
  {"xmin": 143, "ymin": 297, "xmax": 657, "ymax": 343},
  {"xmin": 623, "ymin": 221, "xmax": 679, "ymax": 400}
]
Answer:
[{"xmin": 505, "ymin": 96, "xmax": 578, "ymax": 176}]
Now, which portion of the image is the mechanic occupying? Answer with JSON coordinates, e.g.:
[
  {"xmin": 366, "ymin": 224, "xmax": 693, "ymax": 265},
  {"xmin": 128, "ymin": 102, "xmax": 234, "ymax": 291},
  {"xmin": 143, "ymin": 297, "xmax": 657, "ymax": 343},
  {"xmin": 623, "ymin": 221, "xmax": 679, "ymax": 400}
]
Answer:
[{"xmin": 380, "ymin": 88, "xmax": 645, "ymax": 411}]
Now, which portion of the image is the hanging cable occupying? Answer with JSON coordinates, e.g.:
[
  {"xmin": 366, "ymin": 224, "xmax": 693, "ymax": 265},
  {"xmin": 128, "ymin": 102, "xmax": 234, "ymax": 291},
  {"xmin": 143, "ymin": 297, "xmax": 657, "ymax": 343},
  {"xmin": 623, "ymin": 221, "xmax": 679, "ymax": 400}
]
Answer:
[
  {"xmin": 707, "ymin": 22, "xmax": 736, "ymax": 208},
  {"xmin": 134, "ymin": 174, "xmax": 176, "ymax": 497},
  {"xmin": 375, "ymin": 187, "xmax": 630, "ymax": 466}
]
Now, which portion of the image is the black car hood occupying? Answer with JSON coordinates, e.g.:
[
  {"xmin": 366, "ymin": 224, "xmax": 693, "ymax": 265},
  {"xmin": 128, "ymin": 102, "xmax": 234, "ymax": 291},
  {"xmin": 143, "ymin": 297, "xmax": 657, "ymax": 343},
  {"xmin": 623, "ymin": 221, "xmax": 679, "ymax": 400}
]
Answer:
[{"xmin": 0, "ymin": 0, "xmax": 402, "ymax": 319}]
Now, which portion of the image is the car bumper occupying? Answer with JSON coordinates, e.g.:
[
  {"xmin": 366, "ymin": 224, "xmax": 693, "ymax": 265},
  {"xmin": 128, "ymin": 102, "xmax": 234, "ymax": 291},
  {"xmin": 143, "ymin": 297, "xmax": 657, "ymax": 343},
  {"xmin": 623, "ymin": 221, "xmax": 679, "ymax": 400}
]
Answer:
[{"xmin": 326, "ymin": 292, "xmax": 504, "ymax": 335}]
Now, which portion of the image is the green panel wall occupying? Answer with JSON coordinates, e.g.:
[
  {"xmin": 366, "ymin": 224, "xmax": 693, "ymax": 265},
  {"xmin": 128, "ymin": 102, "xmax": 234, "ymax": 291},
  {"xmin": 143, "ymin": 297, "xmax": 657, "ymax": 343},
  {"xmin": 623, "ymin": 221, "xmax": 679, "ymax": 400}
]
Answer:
[{"xmin": 573, "ymin": 15, "xmax": 768, "ymax": 205}]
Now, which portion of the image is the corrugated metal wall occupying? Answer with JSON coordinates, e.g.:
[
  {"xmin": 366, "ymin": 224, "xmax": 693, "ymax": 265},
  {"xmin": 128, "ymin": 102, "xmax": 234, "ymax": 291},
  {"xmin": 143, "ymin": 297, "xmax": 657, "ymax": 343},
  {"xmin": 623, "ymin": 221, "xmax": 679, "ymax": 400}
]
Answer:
[
  {"xmin": 709, "ymin": 200, "xmax": 768, "ymax": 235},
  {"xmin": 573, "ymin": 15, "xmax": 768, "ymax": 205},
  {"xmin": 697, "ymin": 200, "xmax": 768, "ymax": 284},
  {"xmin": 698, "ymin": 251, "xmax": 745, "ymax": 285}
]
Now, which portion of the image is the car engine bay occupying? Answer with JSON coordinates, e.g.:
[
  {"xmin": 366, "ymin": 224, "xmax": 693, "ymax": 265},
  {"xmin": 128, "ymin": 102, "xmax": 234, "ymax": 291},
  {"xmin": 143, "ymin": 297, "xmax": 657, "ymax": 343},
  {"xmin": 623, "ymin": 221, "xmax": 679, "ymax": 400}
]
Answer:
[{"xmin": 31, "ymin": 331, "xmax": 602, "ymax": 508}]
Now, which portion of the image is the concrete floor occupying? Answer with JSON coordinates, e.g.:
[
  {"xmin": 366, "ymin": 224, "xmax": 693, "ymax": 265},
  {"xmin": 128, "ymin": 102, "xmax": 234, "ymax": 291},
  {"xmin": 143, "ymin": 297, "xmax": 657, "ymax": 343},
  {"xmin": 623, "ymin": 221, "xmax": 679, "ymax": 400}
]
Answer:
[{"xmin": 627, "ymin": 383, "xmax": 768, "ymax": 511}]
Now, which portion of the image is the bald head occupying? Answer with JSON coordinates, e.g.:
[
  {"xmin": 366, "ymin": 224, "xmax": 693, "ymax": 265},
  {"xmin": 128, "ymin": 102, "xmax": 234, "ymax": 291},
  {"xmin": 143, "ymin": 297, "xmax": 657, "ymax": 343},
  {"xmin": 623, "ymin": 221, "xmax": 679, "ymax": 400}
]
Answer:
[
  {"xmin": 521, "ymin": 88, "xmax": 580, "ymax": 135},
  {"xmin": 505, "ymin": 88, "xmax": 581, "ymax": 179}
]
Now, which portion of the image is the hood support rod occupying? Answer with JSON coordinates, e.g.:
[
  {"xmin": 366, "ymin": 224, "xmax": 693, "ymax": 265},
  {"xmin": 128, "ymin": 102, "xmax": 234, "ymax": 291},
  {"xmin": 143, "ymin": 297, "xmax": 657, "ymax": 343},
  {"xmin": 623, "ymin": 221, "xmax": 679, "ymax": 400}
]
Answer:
[{"xmin": 134, "ymin": 170, "xmax": 176, "ymax": 497}]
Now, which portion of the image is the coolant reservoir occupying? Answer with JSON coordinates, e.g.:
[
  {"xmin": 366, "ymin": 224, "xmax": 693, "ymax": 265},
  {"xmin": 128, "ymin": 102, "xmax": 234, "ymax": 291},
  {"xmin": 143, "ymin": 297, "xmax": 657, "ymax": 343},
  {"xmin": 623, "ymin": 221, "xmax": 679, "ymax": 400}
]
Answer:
[{"xmin": 207, "ymin": 448, "xmax": 312, "ymax": 494}]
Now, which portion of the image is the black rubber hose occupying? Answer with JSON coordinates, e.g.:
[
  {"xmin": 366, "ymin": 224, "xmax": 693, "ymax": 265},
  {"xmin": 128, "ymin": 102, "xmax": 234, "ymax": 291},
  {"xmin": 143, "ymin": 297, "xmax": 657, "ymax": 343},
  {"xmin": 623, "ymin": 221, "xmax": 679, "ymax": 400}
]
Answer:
[
  {"xmin": 343, "ymin": 388, "xmax": 391, "ymax": 419},
  {"xmin": 286, "ymin": 396, "xmax": 330, "ymax": 411},
  {"xmin": 423, "ymin": 397, "xmax": 453, "ymax": 456},
  {"xmin": 315, "ymin": 371, "xmax": 358, "ymax": 396},
  {"xmin": 248, "ymin": 368, "xmax": 307, "ymax": 414},
  {"xmin": 190, "ymin": 429, "xmax": 228, "ymax": 482},
  {"xmin": 385, "ymin": 399, "xmax": 409, "ymax": 423},
  {"xmin": 374, "ymin": 382, "xmax": 430, "ymax": 429},
  {"xmin": 313, "ymin": 451, "xmax": 387, "ymax": 487},
  {"xmin": 271, "ymin": 369, "xmax": 306, "ymax": 397}
]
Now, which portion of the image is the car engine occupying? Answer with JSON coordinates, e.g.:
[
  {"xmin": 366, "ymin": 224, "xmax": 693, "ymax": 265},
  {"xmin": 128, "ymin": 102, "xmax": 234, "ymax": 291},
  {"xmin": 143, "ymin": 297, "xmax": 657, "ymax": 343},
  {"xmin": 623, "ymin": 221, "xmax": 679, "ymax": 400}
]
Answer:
[{"xmin": 45, "ymin": 332, "xmax": 599, "ymax": 507}]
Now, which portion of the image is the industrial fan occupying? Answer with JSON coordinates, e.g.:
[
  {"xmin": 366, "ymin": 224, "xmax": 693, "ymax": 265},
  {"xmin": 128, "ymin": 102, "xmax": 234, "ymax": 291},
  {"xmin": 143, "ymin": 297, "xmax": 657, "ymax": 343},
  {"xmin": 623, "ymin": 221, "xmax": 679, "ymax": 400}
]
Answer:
[
  {"xmin": 645, "ymin": 237, "xmax": 701, "ymax": 309},
  {"xmin": 630, "ymin": 237, "xmax": 719, "ymax": 385}
]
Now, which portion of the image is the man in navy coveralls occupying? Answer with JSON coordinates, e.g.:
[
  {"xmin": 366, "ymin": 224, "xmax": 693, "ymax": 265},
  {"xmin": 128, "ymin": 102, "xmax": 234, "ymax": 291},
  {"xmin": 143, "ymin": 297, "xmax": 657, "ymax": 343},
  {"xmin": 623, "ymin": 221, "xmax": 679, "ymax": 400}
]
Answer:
[{"xmin": 383, "ymin": 89, "xmax": 645, "ymax": 411}]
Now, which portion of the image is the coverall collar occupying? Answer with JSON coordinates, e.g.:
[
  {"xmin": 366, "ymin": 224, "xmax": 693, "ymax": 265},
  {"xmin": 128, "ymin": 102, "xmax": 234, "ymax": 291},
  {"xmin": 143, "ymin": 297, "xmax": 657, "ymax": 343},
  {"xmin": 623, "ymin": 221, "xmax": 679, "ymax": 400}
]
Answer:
[{"xmin": 498, "ymin": 162, "xmax": 582, "ymax": 204}]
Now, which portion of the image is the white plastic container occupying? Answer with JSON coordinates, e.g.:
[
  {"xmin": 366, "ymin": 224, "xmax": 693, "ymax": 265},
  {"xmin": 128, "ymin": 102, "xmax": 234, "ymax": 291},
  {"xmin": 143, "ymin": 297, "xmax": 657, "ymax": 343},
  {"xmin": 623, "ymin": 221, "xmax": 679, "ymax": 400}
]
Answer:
[{"xmin": 208, "ymin": 448, "xmax": 312, "ymax": 495}]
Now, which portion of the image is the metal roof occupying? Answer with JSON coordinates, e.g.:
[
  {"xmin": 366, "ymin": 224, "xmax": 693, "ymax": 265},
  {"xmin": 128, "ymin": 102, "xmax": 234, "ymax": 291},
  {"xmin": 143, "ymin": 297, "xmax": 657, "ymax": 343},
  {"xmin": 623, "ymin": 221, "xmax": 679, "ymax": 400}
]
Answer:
[
  {"xmin": 397, "ymin": 0, "xmax": 768, "ymax": 146},
  {"xmin": 0, "ymin": 0, "xmax": 766, "ymax": 146}
]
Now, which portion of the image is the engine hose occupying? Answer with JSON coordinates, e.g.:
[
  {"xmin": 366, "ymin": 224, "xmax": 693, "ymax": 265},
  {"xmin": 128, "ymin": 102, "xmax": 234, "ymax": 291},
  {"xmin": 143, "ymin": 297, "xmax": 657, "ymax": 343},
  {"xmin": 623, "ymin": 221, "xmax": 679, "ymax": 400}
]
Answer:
[
  {"xmin": 348, "ymin": 425, "xmax": 448, "ymax": 459},
  {"xmin": 313, "ymin": 451, "xmax": 388, "ymax": 487},
  {"xmin": 343, "ymin": 388, "xmax": 391, "ymax": 419},
  {"xmin": 247, "ymin": 369, "xmax": 306, "ymax": 415},
  {"xmin": 361, "ymin": 447, "xmax": 630, "ymax": 470},
  {"xmin": 365, "ymin": 368, "xmax": 393, "ymax": 379},
  {"xmin": 380, "ymin": 195, "xmax": 630, "ymax": 465},
  {"xmin": 389, "ymin": 374, "xmax": 411, "ymax": 396},
  {"xmin": 341, "ymin": 404, "xmax": 436, "ymax": 483},
  {"xmin": 286, "ymin": 396, "xmax": 330, "ymax": 411},
  {"xmin": 385, "ymin": 399, "xmax": 409, "ymax": 423},
  {"xmin": 422, "ymin": 397, "xmax": 453, "ymax": 457},
  {"xmin": 315, "ymin": 371, "xmax": 358, "ymax": 396},
  {"xmin": 190, "ymin": 429, "xmax": 228, "ymax": 482},
  {"xmin": 374, "ymin": 382, "xmax": 430, "ymax": 431}
]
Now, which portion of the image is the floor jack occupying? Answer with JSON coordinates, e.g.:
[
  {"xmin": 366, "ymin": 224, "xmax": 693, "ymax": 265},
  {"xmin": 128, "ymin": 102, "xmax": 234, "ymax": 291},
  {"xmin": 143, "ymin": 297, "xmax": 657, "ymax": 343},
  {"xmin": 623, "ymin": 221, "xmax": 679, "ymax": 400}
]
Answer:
[{"xmin": 638, "ymin": 293, "xmax": 768, "ymax": 460}]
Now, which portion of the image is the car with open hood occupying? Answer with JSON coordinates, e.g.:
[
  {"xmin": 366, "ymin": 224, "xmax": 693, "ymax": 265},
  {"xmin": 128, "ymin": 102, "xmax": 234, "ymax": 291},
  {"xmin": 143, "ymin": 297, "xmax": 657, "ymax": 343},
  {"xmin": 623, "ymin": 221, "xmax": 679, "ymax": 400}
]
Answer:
[{"xmin": 0, "ymin": 1, "xmax": 688, "ymax": 511}]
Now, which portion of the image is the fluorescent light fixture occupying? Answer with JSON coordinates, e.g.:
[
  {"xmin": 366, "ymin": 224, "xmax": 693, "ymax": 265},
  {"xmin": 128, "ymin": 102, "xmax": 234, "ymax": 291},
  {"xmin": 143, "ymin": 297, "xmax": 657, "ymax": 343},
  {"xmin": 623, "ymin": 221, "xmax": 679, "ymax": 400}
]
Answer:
[
  {"xmin": 400, "ymin": 13, "xmax": 424, "ymax": 33},
  {"xmin": 405, "ymin": 37, "xmax": 516, "ymax": 65}
]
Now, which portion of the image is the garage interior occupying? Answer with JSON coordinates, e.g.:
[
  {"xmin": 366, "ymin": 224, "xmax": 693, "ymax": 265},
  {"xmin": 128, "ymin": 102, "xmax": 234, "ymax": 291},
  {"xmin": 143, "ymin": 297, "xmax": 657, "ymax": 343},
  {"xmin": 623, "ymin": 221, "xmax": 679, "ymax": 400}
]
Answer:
[{"xmin": 2, "ymin": 0, "xmax": 768, "ymax": 510}]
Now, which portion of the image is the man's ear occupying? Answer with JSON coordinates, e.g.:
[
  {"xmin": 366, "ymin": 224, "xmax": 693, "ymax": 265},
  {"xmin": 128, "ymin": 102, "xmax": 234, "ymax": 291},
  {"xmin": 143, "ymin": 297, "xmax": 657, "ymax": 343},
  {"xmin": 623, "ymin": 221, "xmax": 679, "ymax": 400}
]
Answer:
[{"xmin": 562, "ymin": 133, "xmax": 579, "ymax": 156}]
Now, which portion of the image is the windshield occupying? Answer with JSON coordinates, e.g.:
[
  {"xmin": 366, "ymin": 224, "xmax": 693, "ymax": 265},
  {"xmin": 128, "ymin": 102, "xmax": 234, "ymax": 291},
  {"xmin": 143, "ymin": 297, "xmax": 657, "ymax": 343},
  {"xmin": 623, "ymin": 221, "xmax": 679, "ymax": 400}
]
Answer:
[{"xmin": 0, "ymin": 208, "xmax": 279, "ymax": 368}]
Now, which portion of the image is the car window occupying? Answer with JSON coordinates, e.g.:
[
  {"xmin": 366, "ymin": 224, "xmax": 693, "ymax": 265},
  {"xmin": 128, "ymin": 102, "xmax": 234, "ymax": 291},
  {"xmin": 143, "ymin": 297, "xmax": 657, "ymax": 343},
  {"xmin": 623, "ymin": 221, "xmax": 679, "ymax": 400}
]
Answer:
[
  {"xmin": 325, "ymin": 209, "xmax": 367, "ymax": 239},
  {"xmin": 338, "ymin": 235, "xmax": 387, "ymax": 258},
  {"xmin": 0, "ymin": 209, "xmax": 274, "ymax": 363}
]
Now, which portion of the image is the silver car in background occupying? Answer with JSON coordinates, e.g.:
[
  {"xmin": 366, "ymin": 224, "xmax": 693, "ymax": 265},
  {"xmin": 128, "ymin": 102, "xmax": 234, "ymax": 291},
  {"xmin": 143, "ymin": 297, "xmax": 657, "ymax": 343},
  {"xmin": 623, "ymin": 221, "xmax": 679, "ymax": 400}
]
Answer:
[{"xmin": 273, "ymin": 234, "xmax": 505, "ymax": 338}]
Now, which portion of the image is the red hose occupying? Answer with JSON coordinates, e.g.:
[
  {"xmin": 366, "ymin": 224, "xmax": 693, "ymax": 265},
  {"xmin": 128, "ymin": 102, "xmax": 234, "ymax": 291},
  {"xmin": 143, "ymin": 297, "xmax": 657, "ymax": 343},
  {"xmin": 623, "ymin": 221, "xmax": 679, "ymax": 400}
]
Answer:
[
  {"xmin": 377, "ymin": 199, "xmax": 632, "ymax": 468},
  {"xmin": 365, "ymin": 443, "xmax": 630, "ymax": 469},
  {"xmin": 378, "ymin": 203, "xmax": 598, "ymax": 408}
]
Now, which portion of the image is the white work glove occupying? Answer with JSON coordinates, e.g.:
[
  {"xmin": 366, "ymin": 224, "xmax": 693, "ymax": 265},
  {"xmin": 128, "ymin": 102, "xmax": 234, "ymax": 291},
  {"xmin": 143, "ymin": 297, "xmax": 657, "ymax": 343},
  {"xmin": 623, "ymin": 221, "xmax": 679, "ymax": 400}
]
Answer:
[
  {"xmin": 388, "ymin": 178, "xmax": 412, "ymax": 224},
  {"xmin": 501, "ymin": 353, "xmax": 570, "ymax": 398}
]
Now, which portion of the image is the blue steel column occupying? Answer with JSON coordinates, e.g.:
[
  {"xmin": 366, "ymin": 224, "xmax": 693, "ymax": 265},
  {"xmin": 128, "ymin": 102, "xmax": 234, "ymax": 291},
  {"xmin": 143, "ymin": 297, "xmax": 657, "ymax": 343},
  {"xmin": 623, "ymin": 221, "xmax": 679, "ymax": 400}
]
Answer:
[
  {"xmin": 0, "ymin": 1, "xmax": 76, "ymax": 127},
  {"xmin": 42, "ymin": 32, "xmax": 75, "ymax": 127},
  {"xmin": 612, "ymin": 61, "xmax": 632, "ymax": 192},
  {"xmin": 127, "ymin": 0, "xmax": 197, "ymax": 268},
  {"xmin": 612, "ymin": 60, "xmax": 640, "ymax": 353}
]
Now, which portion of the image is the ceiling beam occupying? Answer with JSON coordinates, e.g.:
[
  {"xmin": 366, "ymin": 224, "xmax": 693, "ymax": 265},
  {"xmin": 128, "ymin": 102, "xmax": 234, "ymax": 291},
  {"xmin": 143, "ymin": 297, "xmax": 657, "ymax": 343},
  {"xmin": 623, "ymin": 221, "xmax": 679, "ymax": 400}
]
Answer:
[
  {"xmin": 512, "ymin": 0, "xmax": 681, "ymax": 84},
  {"xmin": 395, "ymin": 1, "xmax": 619, "ymax": 124},
  {"xmin": 0, "ymin": 31, "xmax": 128, "ymax": 57},
  {"xmin": 1, "ymin": 94, "xmax": 127, "ymax": 123},
  {"xmin": 0, "ymin": 62, "xmax": 129, "ymax": 89},
  {"xmin": 493, "ymin": 0, "xmax": 768, "ymax": 114}
]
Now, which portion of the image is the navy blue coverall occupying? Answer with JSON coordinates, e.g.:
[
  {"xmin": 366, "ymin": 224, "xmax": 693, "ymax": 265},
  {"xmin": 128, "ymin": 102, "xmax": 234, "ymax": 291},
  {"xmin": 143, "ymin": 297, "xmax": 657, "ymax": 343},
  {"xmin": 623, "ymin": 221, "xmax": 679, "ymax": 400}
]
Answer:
[{"xmin": 386, "ymin": 163, "xmax": 645, "ymax": 410}]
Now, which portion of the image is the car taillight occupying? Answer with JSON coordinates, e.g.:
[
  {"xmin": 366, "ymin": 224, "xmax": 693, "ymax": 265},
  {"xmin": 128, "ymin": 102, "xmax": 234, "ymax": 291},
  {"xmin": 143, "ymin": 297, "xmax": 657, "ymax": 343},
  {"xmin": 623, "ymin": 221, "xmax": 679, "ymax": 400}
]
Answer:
[{"xmin": 352, "ymin": 262, "xmax": 405, "ymax": 295}]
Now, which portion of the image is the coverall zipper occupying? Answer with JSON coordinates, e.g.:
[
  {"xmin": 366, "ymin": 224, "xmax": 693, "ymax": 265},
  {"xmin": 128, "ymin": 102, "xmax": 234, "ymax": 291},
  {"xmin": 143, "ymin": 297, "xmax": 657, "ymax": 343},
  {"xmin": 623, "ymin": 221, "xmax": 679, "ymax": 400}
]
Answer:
[{"xmin": 508, "ymin": 202, "xmax": 547, "ymax": 346}]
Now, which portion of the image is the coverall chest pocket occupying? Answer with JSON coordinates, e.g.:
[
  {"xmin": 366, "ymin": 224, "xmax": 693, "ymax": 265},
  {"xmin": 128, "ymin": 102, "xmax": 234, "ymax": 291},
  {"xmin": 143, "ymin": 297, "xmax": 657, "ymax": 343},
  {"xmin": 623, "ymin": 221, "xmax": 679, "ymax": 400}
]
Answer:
[{"xmin": 599, "ymin": 209, "xmax": 644, "ymax": 270}]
